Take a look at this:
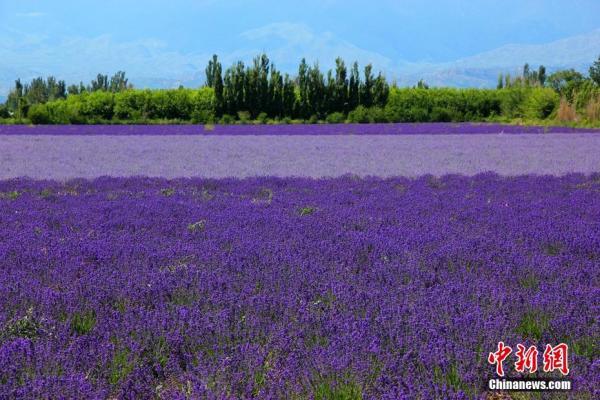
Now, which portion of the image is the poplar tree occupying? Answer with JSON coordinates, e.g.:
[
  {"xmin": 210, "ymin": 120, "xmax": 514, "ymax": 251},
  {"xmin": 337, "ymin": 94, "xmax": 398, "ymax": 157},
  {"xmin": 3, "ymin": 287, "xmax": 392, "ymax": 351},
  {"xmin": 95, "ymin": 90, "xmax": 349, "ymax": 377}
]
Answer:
[
  {"xmin": 348, "ymin": 62, "xmax": 360, "ymax": 110},
  {"xmin": 360, "ymin": 64, "xmax": 374, "ymax": 107},
  {"xmin": 334, "ymin": 57, "xmax": 348, "ymax": 112}
]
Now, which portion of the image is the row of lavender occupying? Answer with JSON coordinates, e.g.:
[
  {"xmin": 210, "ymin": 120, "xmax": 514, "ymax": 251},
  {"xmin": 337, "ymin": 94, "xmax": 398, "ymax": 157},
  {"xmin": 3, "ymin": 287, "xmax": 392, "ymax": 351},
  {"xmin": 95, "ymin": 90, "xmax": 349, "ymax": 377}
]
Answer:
[
  {"xmin": 0, "ymin": 174, "xmax": 598, "ymax": 398},
  {"xmin": 1, "ymin": 123, "xmax": 600, "ymax": 135}
]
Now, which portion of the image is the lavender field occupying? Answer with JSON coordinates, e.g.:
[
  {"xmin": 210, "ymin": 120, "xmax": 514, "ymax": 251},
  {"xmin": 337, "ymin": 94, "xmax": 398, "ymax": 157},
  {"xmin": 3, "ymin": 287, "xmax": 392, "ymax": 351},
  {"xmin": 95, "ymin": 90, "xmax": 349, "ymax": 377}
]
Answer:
[
  {"xmin": 1, "ymin": 125, "xmax": 599, "ymax": 399},
  {"xmin": 3, "ymin": 134, "xmax": 600, "ymax": 179},
  {"xmin": 0, "ymin": 175, "xmax": 599, "ymax": 399},
  {"xmin": 2, "ymin": 123, "xmax": 600, "ymax": 136}
]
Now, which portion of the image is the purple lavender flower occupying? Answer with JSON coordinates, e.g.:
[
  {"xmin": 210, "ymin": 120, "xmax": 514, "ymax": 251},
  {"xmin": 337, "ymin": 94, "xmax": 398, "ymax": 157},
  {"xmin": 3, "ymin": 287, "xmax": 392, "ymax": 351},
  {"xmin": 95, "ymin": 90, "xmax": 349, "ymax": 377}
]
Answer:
[{"xmin": 0, "ymin": 173, "xmax": 598, "ymax": 398}]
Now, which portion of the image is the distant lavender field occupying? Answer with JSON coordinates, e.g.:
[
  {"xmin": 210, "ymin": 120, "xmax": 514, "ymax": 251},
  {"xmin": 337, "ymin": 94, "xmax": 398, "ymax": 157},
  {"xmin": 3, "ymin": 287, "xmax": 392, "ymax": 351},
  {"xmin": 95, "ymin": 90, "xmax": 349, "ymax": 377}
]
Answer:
[
  {"xmin": 1, "ymin": 123, "xmax": 600, "ymax": 136},
  {"xmin": 2, "ymin": 134, "xmax": 600, "ymax": 179}
]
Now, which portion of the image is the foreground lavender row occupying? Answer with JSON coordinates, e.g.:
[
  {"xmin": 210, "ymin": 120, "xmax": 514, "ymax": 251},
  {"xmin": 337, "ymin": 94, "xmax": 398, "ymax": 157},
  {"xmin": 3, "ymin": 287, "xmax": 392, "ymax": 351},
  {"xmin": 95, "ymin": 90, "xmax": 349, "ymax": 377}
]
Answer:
[
  {"xmin": 1, "ymin": 175, "xmax": 598, "ymax": 399},
  {"xmin": 4, "ymin": 134, "xmax": 600, "ymax": 179},
  {"xmin": 1, "ymin": 123, "xmax": 600, "ymax": 136}
]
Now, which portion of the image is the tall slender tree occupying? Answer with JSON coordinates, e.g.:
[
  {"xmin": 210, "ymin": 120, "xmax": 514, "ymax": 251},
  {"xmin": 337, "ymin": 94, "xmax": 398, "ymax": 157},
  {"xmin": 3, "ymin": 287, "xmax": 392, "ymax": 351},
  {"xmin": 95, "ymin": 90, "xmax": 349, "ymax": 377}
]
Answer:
[
  {"xmin": 589, "ymin": 55, "xmax": 600, "ymax": 86},
  {"xmin": 269, "ymin": 65, "xmax": 284, "ymax": 117},
  {"xmin": 373, "ymin": 72, "xmax": 389, "ymax": 107},
  {"xmin": 297, "ymin": 58, "xmax": 310, "ymax": 118},
  {"xmin": 348, "ymin": 62, "xmax": 360, "ymax": 111},
  {"xmin": 538, "ymin": 65, "xmax": 546, "ymax": 86},
  {"xmin": 334, "ymin": 57, "xmax": 348, "ymax": 112},
  {"xmin": 282, "ymin": 73, "xmax": 296, "ymax": 118},
  {"xmin": 307, "ymin": 63, "xmax": 325, "ymax": 117},
  {"xmin": 205, "ymin": 55, "xmax": 219, "ymax": 87},
  {"xmin": 360, "ymin": 64, "xmax": 374, "ymax": 107}
]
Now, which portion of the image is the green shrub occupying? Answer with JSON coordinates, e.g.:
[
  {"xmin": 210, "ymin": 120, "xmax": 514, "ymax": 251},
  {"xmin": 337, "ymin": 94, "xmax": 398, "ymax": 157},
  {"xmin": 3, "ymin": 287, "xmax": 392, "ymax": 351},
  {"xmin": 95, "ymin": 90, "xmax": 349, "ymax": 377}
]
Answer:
[
  {"xmin": 237, "ymin": 111, "xmax": 251, "ymax": 122},
  {"xmin": 114, "ymin": 90, "xmax": 150, "ymax": 119},
  {"xmin": 499, "ymin": 88, "xmax": 527, "ymax": 118},
  {"xmin": 79, "ymin": 91, "xmax": 115, "ymax": 120},
  {"xmin": 257, "ymin": 112, "xmax": 268, "ymax": 124},
  {"xmin": 220, "ymin": 114, "xmax": 234, "ymax": 124},
  {"xmin": 0, "ymin": 104, "xmax": 9, "ymax": 118},
  {"xmin": 524, "ymin": 88, "xmax": 559, "ymax": 119},
  {"xmin": 430, "ymin": 107, "xmax": 454, "ymax": 122},
  {"xmin": 407, "ymin": 106, "xmax": 429, "ymax": 122},
  {"xmin": 347, "ymin": 106, "xmax": 369, "ymax": 123},
  {"xmin": 367, "ymin": 106, "xmax": 387, "ymax": 122},
  {"xmin": 28, "ymin": 104, "xmax": 51, "ymax": 124},
  {"xmin": 191, "ymin": 109, "xmax": 215, "ymax": 124},
  {"xmin": 326, "ymin": 112, "xmax": 346, "ymax": 123}
]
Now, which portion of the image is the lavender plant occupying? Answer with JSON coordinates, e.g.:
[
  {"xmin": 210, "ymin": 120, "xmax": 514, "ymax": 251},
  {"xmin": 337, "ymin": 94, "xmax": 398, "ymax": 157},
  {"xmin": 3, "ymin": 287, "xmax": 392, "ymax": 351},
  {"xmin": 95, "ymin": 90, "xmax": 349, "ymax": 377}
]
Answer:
[
  {"xmin": 1, "ymin": 123, "xmax": 599, "ymax": 136},
  {"xmin": 0, "ymin": 174, "xmax": 598, "ymax": 398}
]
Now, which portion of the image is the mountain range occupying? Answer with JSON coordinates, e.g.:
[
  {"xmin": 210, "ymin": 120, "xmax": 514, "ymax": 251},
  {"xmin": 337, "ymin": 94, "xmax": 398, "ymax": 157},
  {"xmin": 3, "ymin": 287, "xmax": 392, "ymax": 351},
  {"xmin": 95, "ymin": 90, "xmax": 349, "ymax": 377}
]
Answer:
[{"xmin": 1, "ymin": 28, "xmax": 599, "ymax": 98}]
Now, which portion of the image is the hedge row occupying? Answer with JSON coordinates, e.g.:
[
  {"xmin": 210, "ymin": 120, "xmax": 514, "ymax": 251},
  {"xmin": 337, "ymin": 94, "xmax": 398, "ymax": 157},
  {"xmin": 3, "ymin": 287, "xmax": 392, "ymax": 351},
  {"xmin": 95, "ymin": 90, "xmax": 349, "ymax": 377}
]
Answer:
[{"xmin": 24, "ymin": 86, "xmax": 560, "ymax": 124}]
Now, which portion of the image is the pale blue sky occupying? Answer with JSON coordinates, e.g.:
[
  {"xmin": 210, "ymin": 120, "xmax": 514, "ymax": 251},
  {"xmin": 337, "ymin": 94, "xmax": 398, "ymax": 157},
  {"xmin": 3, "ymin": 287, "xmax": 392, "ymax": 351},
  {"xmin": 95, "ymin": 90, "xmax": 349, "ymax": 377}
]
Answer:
[{"xmin": 1, "ymin": 0, "xmax": 599, "ymax": 93}]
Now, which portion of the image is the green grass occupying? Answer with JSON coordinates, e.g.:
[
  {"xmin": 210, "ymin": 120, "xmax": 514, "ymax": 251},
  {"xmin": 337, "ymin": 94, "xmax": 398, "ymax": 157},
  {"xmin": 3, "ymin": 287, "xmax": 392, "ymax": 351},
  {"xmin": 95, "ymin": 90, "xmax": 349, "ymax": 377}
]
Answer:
[
  {"xmin": 187, "ymin": 220, "xmax": 206, "ymax": 233},
  {"xmin": 169, "ymin": 287, "xmax": 198, "ymax": 306},
  {"xmin": 71, "ymin": 310, "xmax": 96, "ymax": 335},
  {"xmin": 40, "ymin": 188, "xmax": 54, "ymax": 199},
  {"xmin": 433, "ymin": 364, "xmax": 471, "ymax": 394},
  {"xmin": 160, "ymin": 188, "xmax": 175, "ymax": 197},
  {"xmin": 572, "ymin": 336, "xmax": 599, "ymax": 361},
  {"xmin": 313, "ymin": 380, "xmax": 362, "ymax": 400},
  {"xmin": 108, "ymin": 348, "xmax": 134, "ymax": 385},
  {"xmin": 542, "ymin": 242, "xmax": 563, "ymax": 256},
  {"xmin": 298, "ymin": 206, "xmax": 317, "ymax": 216},
  {"xmin": 0, "ymin": 308, "xmax": 41, "ymax": 342},
  {"xmin": 516, "ymin": 312, "xmax": 550, "ymax": 341},
  {"xmin": 0, "ymin": 190, "xmax": 21, "ymax": 200},
  {"xmin": 518, "ymin": 273, "xmax": 540, "ymax": 291},
  {"xmin": 147, "ymin": 335, "xmax": 170, "ymax": 370}
]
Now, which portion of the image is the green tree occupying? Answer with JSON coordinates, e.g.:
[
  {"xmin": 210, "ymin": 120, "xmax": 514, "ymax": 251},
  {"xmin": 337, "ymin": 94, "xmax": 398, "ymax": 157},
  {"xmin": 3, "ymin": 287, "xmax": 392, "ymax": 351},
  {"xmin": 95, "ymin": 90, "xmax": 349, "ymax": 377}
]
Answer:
[
  {"xmin": 523, "ymin": 63, "xmax": 530, "ymax": 83},
  {"xmin": 348, "ymin": 62, "xmax": 360, "ymax": 110},
  {"xmin": 415, "ymin": 79, "xmax": 429, "ymax": 89},
  {"xmin": 307, "ymin": 62, "xmax": 325, "ymax": 117},
  {"xmin": 205, "ymin": 55, "xmax": 224, "ymax": 115},
  {"xmin": 269, "ymin": 65, "xmax": 284, "ymax": 117},
  {"xmin": 373, "ymin": 72, "xmax": 389, "ymax": 107},
  {"xmin": 282, "ymin": 74, "xmax": 296, "ymax": 118},
  {"xmin": 109, "ymin": 71, "xmax": 130, "ymax": 92},
  {"xmin": 590, "ymin": 55, "xmax": 600, "ymax": 86},
  {"xmin": 90, "ymin": 74, "xmax": 109, "ymax": 92},
  {"xmin": 547, "ymin": 69, "xmax": 585, "ymax": 101},
  {"xmin": 334, "ymin": 57, "xmax": 348, "ymax": 112},
  {"xmin": 538, "ymin": 65, "xmax": 546, "ymax": 86},
  {"xmin": 325, "ymin": 69, "xmax": 335, "ymax": 113},
  {"xmin": 297, "ymin": 58, "xmax": 310, "ymax": 118},
  {"xmin": 205, "ymin": 54, "xmax": 219, "ymax": 87},
  {"xmin": 67, "ymin": 84, "xmax": 80, "ymax": 95},
  {"xmin": 360, "ymin": 64, "xmax": 374, "ymax": 107}
]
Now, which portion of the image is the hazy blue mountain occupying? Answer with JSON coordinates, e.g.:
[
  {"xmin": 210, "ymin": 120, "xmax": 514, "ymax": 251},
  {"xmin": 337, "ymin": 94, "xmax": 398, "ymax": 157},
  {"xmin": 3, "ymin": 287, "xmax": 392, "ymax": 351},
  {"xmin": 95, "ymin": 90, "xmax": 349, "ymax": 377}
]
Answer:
[
  {"xmin": 0, "ymin": 27, "xmax": 598, "ymax": 96},
  {"xmin": 392, "ymin": 29, "xmax": 600, "ymax": 87}
]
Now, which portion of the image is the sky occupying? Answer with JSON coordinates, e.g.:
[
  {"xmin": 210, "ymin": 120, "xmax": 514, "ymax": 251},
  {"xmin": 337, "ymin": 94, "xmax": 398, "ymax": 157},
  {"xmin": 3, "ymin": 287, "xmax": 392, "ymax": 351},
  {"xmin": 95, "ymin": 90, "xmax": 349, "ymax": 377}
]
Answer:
[{"xmin": 1, "ymin": 0, "xmax": 599, "ymax": 94}]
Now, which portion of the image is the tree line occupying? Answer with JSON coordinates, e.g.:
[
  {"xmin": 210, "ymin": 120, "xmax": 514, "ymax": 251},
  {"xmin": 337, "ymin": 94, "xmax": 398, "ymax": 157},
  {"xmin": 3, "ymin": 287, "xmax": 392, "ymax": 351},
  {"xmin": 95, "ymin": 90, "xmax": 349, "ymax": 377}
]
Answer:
[
  {"xmin": 3, "ymin": 71, "xmax": 131, "ymax": 119},
  {"xmin": 1, "ymin": 55, "xmax": 599, "ymax": 125},
  {"xmin": 205, "ymin": 54, "xmax": 389, "ymax": 119}
]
